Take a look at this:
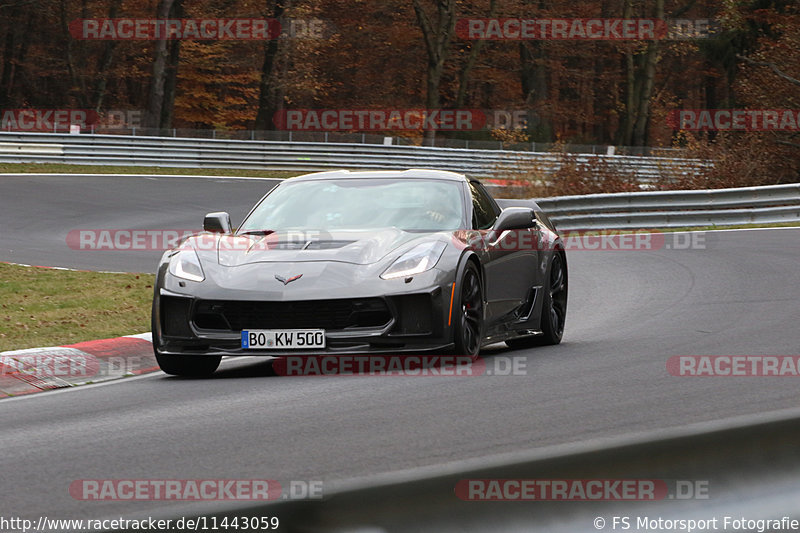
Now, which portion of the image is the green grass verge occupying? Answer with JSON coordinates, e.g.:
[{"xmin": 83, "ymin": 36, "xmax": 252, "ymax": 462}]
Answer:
[
  {"xmin": 0, "ymin": 263, "xmax": 154, "ymax": 352},
  {"xmin": 0, "ymin": 162, "xmax": 298, "ymax": 178}
]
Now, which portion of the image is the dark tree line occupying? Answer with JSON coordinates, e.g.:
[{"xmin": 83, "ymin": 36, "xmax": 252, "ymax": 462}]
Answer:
[{"xmin": 0, "ymin": 0, "xmax": 797, "ymax": 167}]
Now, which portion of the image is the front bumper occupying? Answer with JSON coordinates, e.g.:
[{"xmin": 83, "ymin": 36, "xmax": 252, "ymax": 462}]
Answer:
[{"xmin": 153, "ymin": 270, "xmax": 457, "ymax": 357}]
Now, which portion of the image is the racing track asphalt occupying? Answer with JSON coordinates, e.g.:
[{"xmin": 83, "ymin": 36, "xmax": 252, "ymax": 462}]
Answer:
[
  {"xmin": 0, "ymin": 174, "xmax": 281, "ymax": 273},
  {"xmin": 1, "ymin": 174, "xmax": 799, "ymax": 522}
]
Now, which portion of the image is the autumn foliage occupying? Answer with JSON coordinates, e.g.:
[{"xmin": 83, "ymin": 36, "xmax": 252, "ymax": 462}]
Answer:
[{"xmin": 0, "ymin": 0, "xmax": 798, "ymax": 189}]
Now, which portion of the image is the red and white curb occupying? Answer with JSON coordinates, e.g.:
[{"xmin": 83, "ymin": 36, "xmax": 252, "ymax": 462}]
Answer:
[{"xmin": 0, "ymin": 333, "xmax": 157, "ymax": 398}]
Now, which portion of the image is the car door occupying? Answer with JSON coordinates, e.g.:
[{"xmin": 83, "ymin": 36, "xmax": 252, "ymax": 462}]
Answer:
[{"xmin": 469, "ymin": 180, "xmax": 540, "ymax": 324}]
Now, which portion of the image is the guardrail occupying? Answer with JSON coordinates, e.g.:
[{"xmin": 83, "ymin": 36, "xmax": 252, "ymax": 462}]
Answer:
[
  {"xmin": 0, "ymin": 131, "xmax": 705, "ymax": 182},
  {"xmin": 535, "ymin": 183, "xmax": 800, "ymax": 230},
  {"xmin": 1, "ymin": 126, "xmax": 686, "ymax": 155},
  {"xmin": 149, "ymin": 408, "xmax": 800, "ymax": 532},
  {"xmin": 0, "ymin": 132, "xmax": 790, "ymax": 230}
]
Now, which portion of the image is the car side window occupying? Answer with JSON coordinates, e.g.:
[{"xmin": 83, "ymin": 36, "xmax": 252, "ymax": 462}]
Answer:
[{"xmin": 469, "ymin": 181, "xmax": 499, "ymax": 230}]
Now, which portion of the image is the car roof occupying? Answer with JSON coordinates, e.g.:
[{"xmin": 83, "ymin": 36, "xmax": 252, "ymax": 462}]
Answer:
[{"xmin": 288, "ymin": 169, "xmax": 469, "ymax": 182}]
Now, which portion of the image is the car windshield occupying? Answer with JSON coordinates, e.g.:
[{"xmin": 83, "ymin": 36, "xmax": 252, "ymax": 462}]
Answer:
[{"xmin": 238, "ymin": 178, "xmax": 465, "ymax": 232}]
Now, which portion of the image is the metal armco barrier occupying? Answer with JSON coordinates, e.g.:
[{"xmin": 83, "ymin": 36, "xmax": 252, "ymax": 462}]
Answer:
[
  {"xmin": 1, "ymin": 131, "xmax": 793, "ymax": 231},
  {"xmin": 535, "ymin": 183, "xmax": 800, "ymax": 230},
  {"xmin": 0, "ymin": 131, "xmax": 706, "ymax": 182}
]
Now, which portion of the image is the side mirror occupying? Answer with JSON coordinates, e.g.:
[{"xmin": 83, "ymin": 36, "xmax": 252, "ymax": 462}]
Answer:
[
  {"xmin": 493, "ymin": 207, "xmax": 535, "ymax": 232},
  {"xmin": 203, "ymin": 212, "xmax": 232, "ymax": 234}
]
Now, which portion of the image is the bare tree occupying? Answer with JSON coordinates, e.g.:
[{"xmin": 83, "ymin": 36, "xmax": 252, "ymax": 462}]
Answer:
[
  {"xmin": 255, "ymin": 0, "xmax": 288, "ymax": 131},
  {"xmin": 454, "ymin": 0, "xmax": 495, "ymax": 108},
  {"xmin": 160, "ymin": 0, "xmax": 183, "ymax": 128},
  {"xmin": 93, "ymin": 0, "xmax": 123, "ymax": 111},
  {"xmin": 145, "ymin": 0, "xmax": 175, "ymax": 130},
  {"xmin": 412, "ymin": 0, "xmax": 456, "ymax": 144}
]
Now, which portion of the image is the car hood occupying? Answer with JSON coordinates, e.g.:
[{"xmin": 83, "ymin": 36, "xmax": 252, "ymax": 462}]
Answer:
[{"xmin": 201, "ymin": 228, "xmax": 442, "ymax": 267}]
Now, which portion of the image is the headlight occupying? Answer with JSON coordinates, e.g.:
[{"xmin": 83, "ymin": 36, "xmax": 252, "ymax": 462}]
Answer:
[
  {"xmin": 381, "ymin": 241, "xmax": 446, "ymax": 280},
  {"xmin": 169, "ymin": 248, "xmax": 205, "ymax": 282}
]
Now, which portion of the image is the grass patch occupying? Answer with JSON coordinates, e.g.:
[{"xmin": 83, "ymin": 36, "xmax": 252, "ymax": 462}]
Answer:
[
  {"xmin": 0, "ymin": 162, "xmax": 298, "ymax": 178},
  {"xmin": 0, "ymin": 263, "xmax": 154, "ymax": 352}
]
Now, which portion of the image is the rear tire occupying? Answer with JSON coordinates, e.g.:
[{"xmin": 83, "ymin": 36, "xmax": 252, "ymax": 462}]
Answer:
[{"xmin": 155, "ymin": 352, "xmax": 221, "ymax": 377}]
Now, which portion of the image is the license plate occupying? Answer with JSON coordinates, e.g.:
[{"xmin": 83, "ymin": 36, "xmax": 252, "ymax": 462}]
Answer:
[{"xmin": 241, "ymin": 329, "xmax": 326, "ymax": 349}]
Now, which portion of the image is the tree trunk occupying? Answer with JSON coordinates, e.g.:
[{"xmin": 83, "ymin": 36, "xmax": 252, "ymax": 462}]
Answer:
[
  {"xmin": 0, "ymin": 5, "xmax": 33, "ymax": 109},
  {"xmin": 454, "ymin": 0, "xmax": 495, "ymax": 108},
  {"xmin": 618, "ymin": 0, "xmax": 635, "ymax": 146},
  {"xmin": 146, "ymin": 0, "xmax": 175, "ymax": 130},
  {"xmin": 520, "ymin": 41, "xmax": 552, "ymax": 142},
  {"xmin": 60, "ymin": 0, "xmax": 89, "ymax": 108},
  {"xmin": 160, "ymin": 0, "xmax": 184, "ymax": 129},
  {"xmin": 254, "ymin": 0, "xmax": 288, "ymax": 131},
  {"xmin": 632, "ymin": 0, "xmax": 664, "ymax": 146},
  {"xmin": 0, "ymin": 6, "xmax": 20, "ymax": 108},
  {"xmin": 412, "ymin": 0, "xmax": 456, "ymax": 145},
  {"xmin": 93, "ymin": 0, "xmax": 123, "ymax": 111}
]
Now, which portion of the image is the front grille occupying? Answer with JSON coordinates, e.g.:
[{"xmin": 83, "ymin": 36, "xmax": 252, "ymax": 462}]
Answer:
[{"xmin": 193, "ymin": 298, "xmax": 392, "ymax": 331}]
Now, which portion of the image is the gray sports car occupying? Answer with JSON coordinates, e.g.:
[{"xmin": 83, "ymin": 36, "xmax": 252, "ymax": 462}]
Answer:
[{"xmin": 151, "ymin": 169, "xmax": 567, "ymax": 376}]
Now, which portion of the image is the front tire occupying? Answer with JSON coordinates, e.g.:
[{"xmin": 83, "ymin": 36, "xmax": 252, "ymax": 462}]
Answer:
[
  {"xmin": 452, "ymin": 261, "xmax": 484, "ymax": 358},
  {"xmin": 152, "ymin": 293, "xmax": 221, "ymax": 377}
]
